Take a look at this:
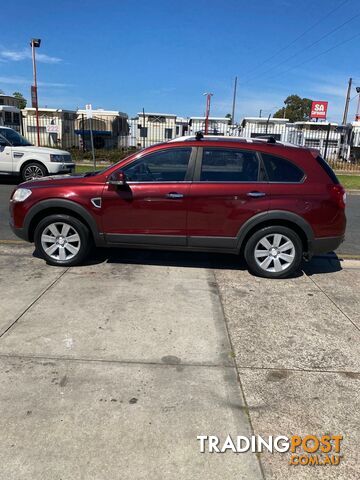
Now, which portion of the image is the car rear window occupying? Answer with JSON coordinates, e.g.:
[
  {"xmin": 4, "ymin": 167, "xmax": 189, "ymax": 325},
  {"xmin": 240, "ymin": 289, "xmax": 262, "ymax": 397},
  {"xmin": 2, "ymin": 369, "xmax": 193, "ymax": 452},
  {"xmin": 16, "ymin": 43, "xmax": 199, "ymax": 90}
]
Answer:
[
  {"xmin": 261, "ymin": 153, "xmax": 304, "ymax": 183},
  {"xmin": 315, "ymin": 155, "xmax": 339, "ymax": 184}
]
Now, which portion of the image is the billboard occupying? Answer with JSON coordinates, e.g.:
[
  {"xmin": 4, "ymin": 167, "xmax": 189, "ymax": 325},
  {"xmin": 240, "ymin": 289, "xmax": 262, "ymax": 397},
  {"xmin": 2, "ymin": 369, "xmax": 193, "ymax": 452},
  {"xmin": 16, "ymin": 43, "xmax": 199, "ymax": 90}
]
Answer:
[{"xmin": 310, "ymin": 101, "xmax": 328, "ymax": 119}]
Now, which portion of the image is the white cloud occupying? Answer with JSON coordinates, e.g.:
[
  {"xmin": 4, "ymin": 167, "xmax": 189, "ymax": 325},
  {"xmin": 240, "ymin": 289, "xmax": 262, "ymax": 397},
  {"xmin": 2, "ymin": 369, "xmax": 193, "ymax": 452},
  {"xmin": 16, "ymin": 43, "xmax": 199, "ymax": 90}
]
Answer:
[
  {"xmin": 0, "ymin": 49, "xmax": 62, "ymax": 64},
  {"xmin": 0, "ymin": 75, "xmax": 70, "ymax": 88}
]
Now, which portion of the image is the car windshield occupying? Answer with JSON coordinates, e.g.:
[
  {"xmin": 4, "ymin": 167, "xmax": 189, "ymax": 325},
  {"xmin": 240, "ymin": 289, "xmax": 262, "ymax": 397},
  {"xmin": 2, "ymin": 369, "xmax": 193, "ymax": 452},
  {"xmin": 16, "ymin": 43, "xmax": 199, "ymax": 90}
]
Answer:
[{"xmin": 0, "ymin": 128, "xmax": 33, "ymax": 147}]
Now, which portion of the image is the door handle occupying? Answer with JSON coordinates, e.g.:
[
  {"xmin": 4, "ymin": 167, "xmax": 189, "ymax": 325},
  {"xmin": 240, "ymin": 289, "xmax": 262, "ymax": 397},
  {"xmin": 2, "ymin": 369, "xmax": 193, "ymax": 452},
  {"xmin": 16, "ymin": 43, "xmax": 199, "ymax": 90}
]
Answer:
[
  {"xmin": 165, "ymin": 192, "xmax": 184, "ymax": 199},
  {"xmin": 247, "ymin": 191, "xmax": 266, "ymax": 198}
]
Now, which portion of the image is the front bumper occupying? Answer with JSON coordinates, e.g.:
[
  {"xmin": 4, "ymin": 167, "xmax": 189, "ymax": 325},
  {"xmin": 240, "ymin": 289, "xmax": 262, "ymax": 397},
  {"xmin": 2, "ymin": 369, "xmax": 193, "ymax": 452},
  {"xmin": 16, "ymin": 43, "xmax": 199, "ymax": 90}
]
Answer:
[
  {"xmin": 312, "ymin": 235, "xmax": 345, "ymax": 255},
  {"xmin": 47, "ymin": 163, "xmax": 76, "ymax": 174},
  {"xmin": 10, "ymin": 224, "xmax": 29, "ymax": 242}
]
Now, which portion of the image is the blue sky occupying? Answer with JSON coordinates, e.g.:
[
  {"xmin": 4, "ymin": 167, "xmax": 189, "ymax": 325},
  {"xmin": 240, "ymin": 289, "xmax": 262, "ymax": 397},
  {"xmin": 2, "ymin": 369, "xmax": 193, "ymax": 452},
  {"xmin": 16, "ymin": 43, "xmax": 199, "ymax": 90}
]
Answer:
[{"xmin": 1, "ymin": 0, "xmax": 359, "ymax": 122}]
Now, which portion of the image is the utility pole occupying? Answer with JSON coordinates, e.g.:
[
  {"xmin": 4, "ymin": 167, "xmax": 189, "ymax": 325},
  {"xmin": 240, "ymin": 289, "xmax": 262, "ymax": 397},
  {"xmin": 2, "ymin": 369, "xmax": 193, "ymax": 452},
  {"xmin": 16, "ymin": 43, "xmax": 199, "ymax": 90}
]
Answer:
[
  {"xmin": 342, "ymin": 77, "xmax": 352, "ymax": 125},
  {"xmin": 231, "ymin": 76, "xmax": 237, "ymax": 124},
  {"xmin": 259, "ymin": 109, "xmax": 262, "ymax": 118},
  {"xmin": 203, "ymin": 93, "xmax": 213, "ymax": 134},
  {"xmin": 30, "ymin": 38, "xmax": 41, "ymax": 146}
]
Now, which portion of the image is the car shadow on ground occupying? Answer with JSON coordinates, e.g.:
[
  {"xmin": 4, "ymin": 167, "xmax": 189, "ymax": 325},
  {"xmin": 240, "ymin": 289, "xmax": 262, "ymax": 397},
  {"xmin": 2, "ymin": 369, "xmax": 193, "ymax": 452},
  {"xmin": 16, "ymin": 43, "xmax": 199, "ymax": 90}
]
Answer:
[
  {"xmin": 33, "ymin": 247, "xmax": 341, "ymax": 277},
  {"xmin": 78, "ymin": 247, "xmax": 250, "ymax": 272},
  {"xmin": 0, "ymin": 176, "xmax": 20, "ymax": 186},
  {"xmin": 302, "ymin": 254, "xmax": 342, "ymax": 276}
]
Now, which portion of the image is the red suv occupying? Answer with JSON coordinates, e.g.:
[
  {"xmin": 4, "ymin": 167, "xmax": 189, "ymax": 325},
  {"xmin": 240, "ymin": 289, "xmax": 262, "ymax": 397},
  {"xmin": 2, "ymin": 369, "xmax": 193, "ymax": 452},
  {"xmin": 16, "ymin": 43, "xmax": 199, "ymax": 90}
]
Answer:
[{"xmin": 9, "ymin": 136, "xmax": 346, "ymax": 278}]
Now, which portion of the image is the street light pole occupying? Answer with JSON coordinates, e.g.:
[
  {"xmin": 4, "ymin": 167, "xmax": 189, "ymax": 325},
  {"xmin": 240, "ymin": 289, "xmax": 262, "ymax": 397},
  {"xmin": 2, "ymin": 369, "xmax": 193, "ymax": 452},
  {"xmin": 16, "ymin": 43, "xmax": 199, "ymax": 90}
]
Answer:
[
  {"xmin": 30, "ymin": 38, "xmax": 41, "ymax": 146},
  {"xmin": 203, "ymin": 92, "xmax": 213, "ymax": 135}
]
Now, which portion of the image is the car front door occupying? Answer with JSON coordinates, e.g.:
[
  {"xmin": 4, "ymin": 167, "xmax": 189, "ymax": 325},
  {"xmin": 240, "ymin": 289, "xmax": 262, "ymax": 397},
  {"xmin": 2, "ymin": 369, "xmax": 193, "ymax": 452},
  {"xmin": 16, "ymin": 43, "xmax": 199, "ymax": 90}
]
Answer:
[
  {"xmin": 187, "ymin": 147, "xmax": 271, "ymax": 250},
  {"xmin": 101, "ymin": 146, "xmax": 196, "ymax": 246},
  {"xmin": 0, "ymin": 132, "xmax": 13, "ymax": 173}
]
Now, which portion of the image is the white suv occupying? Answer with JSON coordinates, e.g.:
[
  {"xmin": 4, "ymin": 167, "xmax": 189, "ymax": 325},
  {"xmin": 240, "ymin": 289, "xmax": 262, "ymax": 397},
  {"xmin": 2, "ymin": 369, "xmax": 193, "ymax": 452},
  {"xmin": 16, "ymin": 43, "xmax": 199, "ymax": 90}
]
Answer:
[{"xmin": 0, "ymin": 126, "xmax": 75, "ymax": 181}]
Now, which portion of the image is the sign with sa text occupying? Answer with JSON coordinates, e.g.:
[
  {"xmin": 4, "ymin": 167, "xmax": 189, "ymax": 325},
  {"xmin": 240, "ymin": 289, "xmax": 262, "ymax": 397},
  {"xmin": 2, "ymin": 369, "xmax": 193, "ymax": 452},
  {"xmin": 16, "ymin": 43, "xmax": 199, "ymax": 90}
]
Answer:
[{"xmin": 311, "ymin": 101, "xmax": 328, "ymax": 119}]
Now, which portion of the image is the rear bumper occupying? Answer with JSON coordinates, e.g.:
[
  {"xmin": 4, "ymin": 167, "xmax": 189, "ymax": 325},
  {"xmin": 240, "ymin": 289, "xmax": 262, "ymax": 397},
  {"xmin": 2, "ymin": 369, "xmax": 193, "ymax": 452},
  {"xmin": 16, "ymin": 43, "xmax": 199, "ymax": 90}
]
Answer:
[{"xmin": 312, "ymin": 235, "xmax": 345, "ymax": 255}]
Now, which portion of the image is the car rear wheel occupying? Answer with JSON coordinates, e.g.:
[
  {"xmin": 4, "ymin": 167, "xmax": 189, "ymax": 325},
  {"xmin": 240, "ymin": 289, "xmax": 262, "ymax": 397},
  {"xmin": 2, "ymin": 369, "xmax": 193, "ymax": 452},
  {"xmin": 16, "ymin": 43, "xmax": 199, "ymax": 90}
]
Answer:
[
  {"xmin": 244, "ymin": 226, "xmax": 303, "ymax": 279},
  {"xmin": 21, "ymin": 162, "xmax": 48, "ymax": 182},
  {"xmin": 34, "ymin": 214, "xmax": 91, "ymax": 266}
]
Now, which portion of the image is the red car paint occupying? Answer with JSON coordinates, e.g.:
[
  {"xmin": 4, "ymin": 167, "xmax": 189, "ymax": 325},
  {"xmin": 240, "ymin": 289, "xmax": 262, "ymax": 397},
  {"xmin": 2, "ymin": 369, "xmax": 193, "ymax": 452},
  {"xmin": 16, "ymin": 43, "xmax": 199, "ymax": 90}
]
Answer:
[{"xmin": 10, "ymin": 139, "xmax": 346, "ymax": 257}]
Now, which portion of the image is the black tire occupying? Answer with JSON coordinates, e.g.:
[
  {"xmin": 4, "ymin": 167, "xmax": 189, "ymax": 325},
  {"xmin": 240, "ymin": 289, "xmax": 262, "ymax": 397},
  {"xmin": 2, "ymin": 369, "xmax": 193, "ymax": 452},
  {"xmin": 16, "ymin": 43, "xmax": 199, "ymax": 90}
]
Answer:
[
  {"xmin": 21, "ymin": 161, "xmax": 48, "ymax": 182},
  {"xmin": 244, "ymin": 226, "xmax": 303, "ymax": 279},
  {"xmin": 34, "ymin": 214, "xmax": 91, "ymax": 266}
]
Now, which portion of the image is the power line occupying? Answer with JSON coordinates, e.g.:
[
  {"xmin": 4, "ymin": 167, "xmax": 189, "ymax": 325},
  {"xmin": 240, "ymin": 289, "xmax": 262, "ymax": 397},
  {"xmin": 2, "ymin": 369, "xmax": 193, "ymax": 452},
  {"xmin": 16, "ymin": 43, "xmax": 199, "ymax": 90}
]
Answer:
[
  {"xmin": 264, "ymin": 30, "xmax": 360, "ymax": 84},
  {"xmin": 242, "ymin": 9, "xmax": 360, "ymax": 86},
  {"xmin": 244, "ymin": 0, "xmax": 350, "ymax": 79}
]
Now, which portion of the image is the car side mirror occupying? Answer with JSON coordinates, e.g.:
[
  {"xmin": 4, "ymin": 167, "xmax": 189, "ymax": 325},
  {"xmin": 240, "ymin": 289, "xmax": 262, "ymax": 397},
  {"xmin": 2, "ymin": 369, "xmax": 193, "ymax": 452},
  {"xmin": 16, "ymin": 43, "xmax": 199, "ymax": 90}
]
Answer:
[{"xmin": 108, "ymin": 171, "xmax": 127, "ymax": 186}]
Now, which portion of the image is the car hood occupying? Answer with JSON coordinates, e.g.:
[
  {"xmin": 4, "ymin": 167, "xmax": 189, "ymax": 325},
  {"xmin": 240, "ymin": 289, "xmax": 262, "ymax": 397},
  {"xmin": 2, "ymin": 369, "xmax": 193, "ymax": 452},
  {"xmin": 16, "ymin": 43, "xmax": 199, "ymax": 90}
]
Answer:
[
  {"xmin": 12, "ymin": 146, "xmax": 70, "ymax": 155},
  {"xmin": 19, "ymin": 173, "xmax": 89, "ymax": 189}
]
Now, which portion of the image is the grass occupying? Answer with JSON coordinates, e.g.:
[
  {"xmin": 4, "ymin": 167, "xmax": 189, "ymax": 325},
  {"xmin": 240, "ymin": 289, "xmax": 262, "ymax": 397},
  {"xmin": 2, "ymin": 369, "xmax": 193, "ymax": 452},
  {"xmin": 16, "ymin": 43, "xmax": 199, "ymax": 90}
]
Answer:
[
  {"xmin": 70, "ymin": 148, "xmax": 133, "ymax": 164},
  {"xmin": 75, "ymin": 164, "xmax": 102, "ymax": 174},
  {"xmin": 337, "ymin": 174, "xmax": 360, "ymax": 190}
]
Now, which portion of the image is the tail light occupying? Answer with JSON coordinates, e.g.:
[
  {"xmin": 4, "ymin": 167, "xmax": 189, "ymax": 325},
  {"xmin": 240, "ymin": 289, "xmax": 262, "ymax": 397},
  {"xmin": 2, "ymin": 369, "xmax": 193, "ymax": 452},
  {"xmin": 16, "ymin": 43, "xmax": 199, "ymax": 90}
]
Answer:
[{"xmin": 329, "ymin": 184, "xmax": 346, "ymax": 209}]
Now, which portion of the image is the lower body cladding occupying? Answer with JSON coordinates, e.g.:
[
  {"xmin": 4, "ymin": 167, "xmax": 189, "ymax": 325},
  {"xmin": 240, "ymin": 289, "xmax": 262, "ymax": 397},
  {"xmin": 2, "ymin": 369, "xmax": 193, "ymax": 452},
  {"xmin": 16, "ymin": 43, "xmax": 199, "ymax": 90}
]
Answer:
[{"xmin": 104, "ymin": 233, "xmax": 345, "ymax": 257}]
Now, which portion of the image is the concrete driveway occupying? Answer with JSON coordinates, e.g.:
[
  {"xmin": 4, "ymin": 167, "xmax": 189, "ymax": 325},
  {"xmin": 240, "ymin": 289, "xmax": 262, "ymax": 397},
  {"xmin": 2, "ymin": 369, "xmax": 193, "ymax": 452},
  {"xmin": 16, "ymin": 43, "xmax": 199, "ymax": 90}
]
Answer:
[{"xmin": 0, "ymin": 244, "xmax": 359, "ymax": 479}]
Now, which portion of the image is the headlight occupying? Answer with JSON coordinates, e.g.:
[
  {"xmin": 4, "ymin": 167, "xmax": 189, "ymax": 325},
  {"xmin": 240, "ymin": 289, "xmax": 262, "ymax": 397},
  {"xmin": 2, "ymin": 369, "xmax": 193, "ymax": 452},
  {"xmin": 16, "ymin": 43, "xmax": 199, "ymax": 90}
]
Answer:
[
  {"xmin": 12, "ymin": 188, "xmax": 32, "ymax": 202},
  {"xmin": 50, "ymin": 154, "xmax": 72, "ymax": 163},
  {"xmin": 50, "ymin": 154, "xmax": 65, "ymax": 162}
]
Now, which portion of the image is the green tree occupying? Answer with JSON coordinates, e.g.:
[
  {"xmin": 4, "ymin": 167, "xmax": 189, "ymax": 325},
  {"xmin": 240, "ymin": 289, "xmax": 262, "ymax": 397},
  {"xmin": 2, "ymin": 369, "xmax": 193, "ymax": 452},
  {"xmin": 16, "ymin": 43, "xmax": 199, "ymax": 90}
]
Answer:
[
  {"xmin": 274, "ymin": 95, "xmax": 312, "ymax": 122},
  {"xmin": 12, "ymin": 91, "xmax": 27, "ymax": 109},
  {"xmin": 225, "ymin": 113, "xmax": 232, "ymax": 124}
]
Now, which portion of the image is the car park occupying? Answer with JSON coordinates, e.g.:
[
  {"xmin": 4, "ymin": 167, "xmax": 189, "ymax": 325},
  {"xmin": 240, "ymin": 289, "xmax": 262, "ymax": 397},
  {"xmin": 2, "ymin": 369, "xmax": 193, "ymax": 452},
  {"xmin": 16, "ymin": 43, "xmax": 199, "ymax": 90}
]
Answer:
[
  {"xmin": 9, "ymin": 135, "xmax": 346, "ymax": 278},
  {"xmin": 0, "ymin": 126, "xmax": 75, "ymax": 181}
]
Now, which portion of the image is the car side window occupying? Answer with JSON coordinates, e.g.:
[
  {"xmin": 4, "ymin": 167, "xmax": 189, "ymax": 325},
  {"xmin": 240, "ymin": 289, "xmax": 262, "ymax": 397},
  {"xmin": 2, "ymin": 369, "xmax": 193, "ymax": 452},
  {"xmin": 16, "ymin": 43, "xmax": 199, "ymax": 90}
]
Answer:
[
  {"xmin": 262, "ymin": 153, "xmax": 304, "ymax": 183},
  {"xmin": 122, "ymin": 148, "xmax": 192, "ymax": 182},
  {"xmin": 200, "ymin": 148, "xmax": 259, "ymax": 182}
]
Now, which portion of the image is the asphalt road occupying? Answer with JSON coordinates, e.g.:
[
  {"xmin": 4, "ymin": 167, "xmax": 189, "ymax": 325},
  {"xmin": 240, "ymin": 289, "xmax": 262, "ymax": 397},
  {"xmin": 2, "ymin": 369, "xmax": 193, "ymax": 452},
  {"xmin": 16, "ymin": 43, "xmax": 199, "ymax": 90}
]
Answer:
[{"xmin": 0, "ymin": 179, "xmax": 359, "ymax": 255}]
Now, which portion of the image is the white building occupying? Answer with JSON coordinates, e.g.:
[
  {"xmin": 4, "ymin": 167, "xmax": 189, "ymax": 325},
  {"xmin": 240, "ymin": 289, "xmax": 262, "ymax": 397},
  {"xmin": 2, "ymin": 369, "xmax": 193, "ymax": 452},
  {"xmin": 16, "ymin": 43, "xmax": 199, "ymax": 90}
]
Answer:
[
  {"xmin": 22, "ymin": 108, "xmax": 77, "ymax": 148},
  {"xmin": 240, "ymin": 117, "xmax": 289, "ymax": 141},
  {"xmin": 134, "ymin": 112, "xmax": 178, "ymax": 148},
  {"xmin": 75, "ymin": 109, "xmax": 128, "ymax": 149},
  {"xmin": 189, "ymin": 116, "xmax": 230, "ymax": 136},
  {"xmin": 351, "ymin": 121, "xmax": 360, "ymax": 160},
  {"xmin": 0, "ymin": 95, "xmax": 21, "ymax": 132}
]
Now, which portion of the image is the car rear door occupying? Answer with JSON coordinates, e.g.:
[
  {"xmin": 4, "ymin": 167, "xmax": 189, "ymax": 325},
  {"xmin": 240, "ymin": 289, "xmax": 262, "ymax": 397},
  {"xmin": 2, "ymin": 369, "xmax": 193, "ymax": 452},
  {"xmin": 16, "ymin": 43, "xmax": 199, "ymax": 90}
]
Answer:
[
  {"xmin": 187, "ymin": 146, "xmax": 271, "ymax": 250},
  {"xmin": 101, "ymin": 146, "xmax": 196, "ymax": 246}
]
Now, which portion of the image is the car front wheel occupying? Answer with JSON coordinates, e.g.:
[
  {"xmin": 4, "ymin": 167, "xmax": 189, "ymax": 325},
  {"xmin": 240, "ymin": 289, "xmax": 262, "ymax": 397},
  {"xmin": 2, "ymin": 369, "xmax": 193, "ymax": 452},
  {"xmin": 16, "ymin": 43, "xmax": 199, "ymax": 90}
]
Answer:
[
  {"xmin": 244, "ymin": 226, "xmax": 303, "ymax": 279},
  {"xmin": 21, "ymin": 162, "xmax": 48, "ymax": 182},
  {"xmin": 34, "ymin": 214, "xmax": 91, "ymax": 266}
]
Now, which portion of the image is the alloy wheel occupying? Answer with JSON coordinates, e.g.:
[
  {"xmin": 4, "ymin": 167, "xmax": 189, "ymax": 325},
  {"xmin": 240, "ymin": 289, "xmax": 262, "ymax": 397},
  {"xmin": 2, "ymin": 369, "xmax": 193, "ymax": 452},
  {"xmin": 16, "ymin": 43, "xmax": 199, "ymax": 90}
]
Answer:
[
  {"xmin": 24, "ymin": 165, "xmax": 44, "ymax": 181},
  {"xmin": 254, "ymin": 233, "xmax": 296, "ymax": 273},
  {"xmin": 41, "ymin": 222, "xmax": 81, "ymax": 261}
]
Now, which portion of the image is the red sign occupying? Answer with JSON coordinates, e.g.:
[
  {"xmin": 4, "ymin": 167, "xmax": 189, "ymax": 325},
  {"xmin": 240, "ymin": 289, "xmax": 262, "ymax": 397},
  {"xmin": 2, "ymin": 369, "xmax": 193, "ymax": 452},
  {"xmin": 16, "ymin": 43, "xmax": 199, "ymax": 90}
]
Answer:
[
  {"xmin": 310, "ymin": 101, "xmax": 328, "ymax": 119},
  {"xmin": 31, "ymin": 85, "xmax": 38, "ymax": 108}
]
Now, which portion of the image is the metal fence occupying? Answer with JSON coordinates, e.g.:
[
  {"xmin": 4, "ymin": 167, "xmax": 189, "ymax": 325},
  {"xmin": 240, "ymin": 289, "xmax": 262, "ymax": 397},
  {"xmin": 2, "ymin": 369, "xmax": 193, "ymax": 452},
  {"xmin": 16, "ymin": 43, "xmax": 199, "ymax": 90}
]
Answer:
[
  {"xmin": 20, "ymin": 112, "xmax": 130, "ymax": 152},
  {"xmin": 19, "ymin": 113, "xmax": 360, "ymax": 173}
]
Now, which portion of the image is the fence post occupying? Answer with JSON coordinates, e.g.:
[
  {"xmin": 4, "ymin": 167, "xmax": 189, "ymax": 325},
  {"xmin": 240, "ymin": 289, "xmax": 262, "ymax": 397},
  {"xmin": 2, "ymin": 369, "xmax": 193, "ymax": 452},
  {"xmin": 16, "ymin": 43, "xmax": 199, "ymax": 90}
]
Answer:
[
  {"xmin": 81, "ymin": 114, "xmax": 85, "ymax": 152},
  {"xmin": 323, "ymin": 122, "xmax": 331, "ymax": 161}
]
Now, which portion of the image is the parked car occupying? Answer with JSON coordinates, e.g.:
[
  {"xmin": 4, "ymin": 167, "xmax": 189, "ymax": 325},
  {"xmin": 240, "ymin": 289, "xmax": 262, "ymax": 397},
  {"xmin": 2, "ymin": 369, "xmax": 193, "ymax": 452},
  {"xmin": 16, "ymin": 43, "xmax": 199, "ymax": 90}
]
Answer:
[
  {"xmin": 0, "ymin": 126, "xmax": 75, "ymax": 181},
  {"xmin": 9, "ymin": 136, "xmax": 346, "ymax": 278}
]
